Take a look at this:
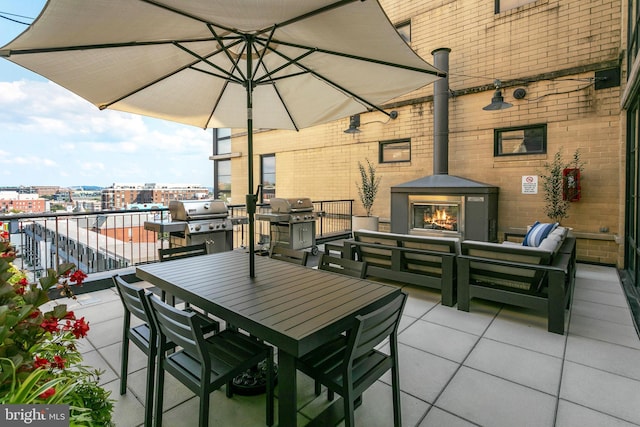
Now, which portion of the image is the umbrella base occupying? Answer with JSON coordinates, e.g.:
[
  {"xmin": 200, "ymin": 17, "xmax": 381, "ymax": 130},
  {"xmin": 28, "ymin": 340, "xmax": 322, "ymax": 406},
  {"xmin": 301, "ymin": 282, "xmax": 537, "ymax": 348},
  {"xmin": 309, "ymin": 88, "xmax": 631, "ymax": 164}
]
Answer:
[{"xmin": 231, "ymin": 359, "xmax": 278, "ymax": 395}]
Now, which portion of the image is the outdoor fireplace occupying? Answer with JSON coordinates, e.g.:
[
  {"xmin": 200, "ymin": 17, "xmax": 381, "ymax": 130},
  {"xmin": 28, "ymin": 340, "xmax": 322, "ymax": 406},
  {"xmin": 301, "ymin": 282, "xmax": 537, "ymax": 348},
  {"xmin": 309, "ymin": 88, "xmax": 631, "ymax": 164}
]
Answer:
[
  {"xmin": 389, "ymin": 47, "xmax": 499, "ymax": 242},
  {"xmin": 391, "ymin": 175, "xmax": 498, "ymax": 242}
]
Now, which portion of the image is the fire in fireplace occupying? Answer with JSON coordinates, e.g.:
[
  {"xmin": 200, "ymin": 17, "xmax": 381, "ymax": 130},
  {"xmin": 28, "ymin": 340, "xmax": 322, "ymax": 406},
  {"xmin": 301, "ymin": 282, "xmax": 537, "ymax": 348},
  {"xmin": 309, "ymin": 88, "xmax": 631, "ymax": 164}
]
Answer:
[
  {"xmin": 409, "ymin": 195, "xmax": 462, "ymax": 236},
  {"xmin": 419, "ymin": 205, "xmax": 458, "ymax": 231}
]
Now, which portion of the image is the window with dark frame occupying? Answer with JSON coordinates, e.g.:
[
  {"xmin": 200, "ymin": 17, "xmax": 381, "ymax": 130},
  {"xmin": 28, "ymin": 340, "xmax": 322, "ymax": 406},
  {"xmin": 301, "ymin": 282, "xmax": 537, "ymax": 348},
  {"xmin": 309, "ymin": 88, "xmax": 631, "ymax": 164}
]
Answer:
[
  {"xmin": 213, "ymin": 128, "xmax": 232, "ymax": 200},
  {"xmin": 494, "ymin": 124, "xmax": 547, "ymax": 156},
  {"xmin": 380, "ymin": 139, "xmax": 411, "ymax": 163},
  {"xmin": 214, "ymin": 128, "xmax": 231, "ymax": 155},
  {"xmin": 495, "ymin": 0, "xmax": 538, "ymax": 13},
  {"xmin": 215, "ymin": 159, "xmax": 231, "ymax": 201},
  {"xmin": 261, "ymin": 154, "xmax": 276, "ymax": 202},
  {"xmin": 396, "ymin": 20, "xmax": 411, "ymax": 44}
]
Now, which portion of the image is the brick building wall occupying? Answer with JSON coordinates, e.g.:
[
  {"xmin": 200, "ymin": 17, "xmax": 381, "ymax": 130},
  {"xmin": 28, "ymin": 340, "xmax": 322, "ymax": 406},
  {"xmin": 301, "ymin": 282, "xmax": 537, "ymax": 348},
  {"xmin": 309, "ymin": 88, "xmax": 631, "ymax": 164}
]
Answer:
[{"xmin": 228, "ymin": 0, "xmax": 624, "ymax": 265}]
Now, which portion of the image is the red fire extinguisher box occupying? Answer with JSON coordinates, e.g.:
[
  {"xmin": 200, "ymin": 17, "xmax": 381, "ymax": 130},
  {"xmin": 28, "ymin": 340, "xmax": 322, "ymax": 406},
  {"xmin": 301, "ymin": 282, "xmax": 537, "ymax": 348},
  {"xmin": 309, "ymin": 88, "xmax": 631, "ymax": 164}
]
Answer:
[{"xmin": 563, "ymin": 168, "xmax": 581, "ymax": 201}]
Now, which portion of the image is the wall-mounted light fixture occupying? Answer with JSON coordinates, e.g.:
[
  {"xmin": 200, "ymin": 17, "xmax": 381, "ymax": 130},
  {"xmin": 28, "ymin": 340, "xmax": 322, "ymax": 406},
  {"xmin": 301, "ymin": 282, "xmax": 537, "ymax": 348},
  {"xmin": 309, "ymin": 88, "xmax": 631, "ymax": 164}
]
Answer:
[
  {"xmin": 483, "ymin": 80, "xmax": 513, "ymax": 111},
  {"xmin": 343, "ymin": 110, "xmax": 398, "ymax": 133},
  {"xmin": 344, "ymin": 114, "xmax": 361, "ymax": 133}
]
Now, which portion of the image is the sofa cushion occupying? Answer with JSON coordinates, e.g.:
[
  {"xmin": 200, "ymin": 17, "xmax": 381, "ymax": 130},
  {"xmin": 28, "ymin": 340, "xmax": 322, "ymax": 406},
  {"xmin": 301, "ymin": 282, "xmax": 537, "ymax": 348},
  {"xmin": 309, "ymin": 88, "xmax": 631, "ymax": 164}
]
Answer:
[{"xmin": 523, "ymin": 222, "xmax": 558, "ymax": 247}]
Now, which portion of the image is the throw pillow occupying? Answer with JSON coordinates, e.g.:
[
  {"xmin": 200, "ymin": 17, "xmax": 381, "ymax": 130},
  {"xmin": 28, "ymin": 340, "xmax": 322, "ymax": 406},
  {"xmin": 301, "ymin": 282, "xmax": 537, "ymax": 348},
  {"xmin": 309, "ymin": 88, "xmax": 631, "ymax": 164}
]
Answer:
[{"xmin": 523, "ymin": 222, "xmax": 558, "ymax": 247}]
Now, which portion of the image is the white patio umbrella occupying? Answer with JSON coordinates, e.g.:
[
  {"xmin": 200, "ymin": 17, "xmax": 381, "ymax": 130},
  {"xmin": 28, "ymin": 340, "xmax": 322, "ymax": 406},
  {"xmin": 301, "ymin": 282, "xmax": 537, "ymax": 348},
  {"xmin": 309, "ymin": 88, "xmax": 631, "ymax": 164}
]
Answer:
[{"xmin": 1, "ymin": 0, "xmax": 444, "ymax": 276}]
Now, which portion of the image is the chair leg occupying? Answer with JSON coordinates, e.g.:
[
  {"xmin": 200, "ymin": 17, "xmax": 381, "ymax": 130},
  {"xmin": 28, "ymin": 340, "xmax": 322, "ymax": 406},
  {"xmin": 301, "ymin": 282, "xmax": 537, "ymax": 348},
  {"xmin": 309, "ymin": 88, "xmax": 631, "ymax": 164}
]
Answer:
[
  {"xmin": 143, "ymin": 347, "xmax": 156, "ymax": 427},
  {"xmin": 154, "ymin": 358, "xmax": 165, "ymax": 427},
  {"xmin": 314, "ymin": 381, "xmax": 321, "ymax": 396},
  {"xmin": 199, "ymin": 389, "xmax": 210, "ymax": 427},
  {"xmin": 328, "ymin": 389, "xmax": 335, "ymax": 401},
  {"xmin": 344, "ymin": 394, "xmax": 355, "ymax": 427},
  {"xmin": 391, "ymin": 364, "xmax": 402, "ymax": 427},
  {"xmin": 119, "ymin": 335, "xmax": 129, "ymax": 395}
]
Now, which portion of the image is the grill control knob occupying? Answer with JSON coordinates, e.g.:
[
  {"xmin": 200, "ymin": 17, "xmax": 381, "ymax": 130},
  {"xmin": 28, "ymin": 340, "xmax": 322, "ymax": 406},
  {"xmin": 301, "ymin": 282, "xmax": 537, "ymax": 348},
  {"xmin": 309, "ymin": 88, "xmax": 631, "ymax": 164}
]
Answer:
[
  {"xmin": 194, "ymin": 224, "xmax": 201, "ymax": 231},
  {"xmin": 221, "ymin": 223, "xmax": 226, "ymax": 228},
  {"xmin": 209, "ymin": 224, "xmax": 215, "ymax": 230}
]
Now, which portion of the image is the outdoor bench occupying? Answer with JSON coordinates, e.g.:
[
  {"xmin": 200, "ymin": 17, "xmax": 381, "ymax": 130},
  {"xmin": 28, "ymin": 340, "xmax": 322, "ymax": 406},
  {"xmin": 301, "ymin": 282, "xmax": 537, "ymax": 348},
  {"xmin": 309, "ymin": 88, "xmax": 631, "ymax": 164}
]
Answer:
[
  {"xmin": 457, "ymin": 227, "xmax": 576, "ymax": 334},
  {"xmin": 343, "ymin": 230, "xmax": 459, "ymax": 306}
]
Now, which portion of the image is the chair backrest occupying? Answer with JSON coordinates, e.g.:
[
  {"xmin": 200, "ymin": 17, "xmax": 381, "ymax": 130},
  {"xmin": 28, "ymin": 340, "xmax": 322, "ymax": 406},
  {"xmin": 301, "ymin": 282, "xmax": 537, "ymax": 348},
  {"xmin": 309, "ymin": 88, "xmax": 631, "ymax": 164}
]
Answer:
[
  {"xmin": 113, "ymin": 274, "xmax": 152, "ymax": 324},
  {"xmin": 346, "ymin": 292, "xmax": 407, "ymax": 364},
  {"xmin": 318, "ymin": 254, "xmax": 367, "ymax": 278},
  {"xmin": 158, "ymin": 243, "xmax": 207, "ymax": 262},
  {"xmin": 146, "ymin": 293, "xmax": 208, "ymax": 365},
  {"xmin": 270, "ymin": 245, "xmax": 309, "ymax": 266}
]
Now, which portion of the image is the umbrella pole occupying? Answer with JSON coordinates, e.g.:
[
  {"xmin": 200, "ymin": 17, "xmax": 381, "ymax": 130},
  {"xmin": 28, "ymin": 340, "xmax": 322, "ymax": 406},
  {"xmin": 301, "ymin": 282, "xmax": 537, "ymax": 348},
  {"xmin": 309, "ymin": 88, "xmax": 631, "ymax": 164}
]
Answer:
[{"xmin": 246, "ymin": 38, "xmax": 256, "ymax": 278}]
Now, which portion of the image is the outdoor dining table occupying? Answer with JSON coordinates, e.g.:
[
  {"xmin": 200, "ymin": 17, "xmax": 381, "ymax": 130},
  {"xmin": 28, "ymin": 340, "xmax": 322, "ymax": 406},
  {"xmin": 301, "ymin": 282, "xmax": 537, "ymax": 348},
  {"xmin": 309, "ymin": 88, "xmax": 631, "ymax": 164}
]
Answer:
[{"xmin": 135, "ymin": 249, "xmax": 401, "ymax": 427}]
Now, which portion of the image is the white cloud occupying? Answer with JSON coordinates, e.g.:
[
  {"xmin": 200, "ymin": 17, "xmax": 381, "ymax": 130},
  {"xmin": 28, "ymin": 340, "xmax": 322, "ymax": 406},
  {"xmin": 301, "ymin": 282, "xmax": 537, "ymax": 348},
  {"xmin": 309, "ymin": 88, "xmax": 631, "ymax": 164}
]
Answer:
[{"xmin": 0, "ymin": 77, "xmax": 214, "ymax": 187}]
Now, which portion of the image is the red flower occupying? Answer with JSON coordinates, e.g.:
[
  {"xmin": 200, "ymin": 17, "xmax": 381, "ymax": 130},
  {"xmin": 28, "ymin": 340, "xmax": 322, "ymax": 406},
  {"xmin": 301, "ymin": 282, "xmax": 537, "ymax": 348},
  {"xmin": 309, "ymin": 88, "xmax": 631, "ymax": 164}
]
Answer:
[
  {"xmin": 69, "ymin": 270, "xmax": 87, "ymax": 285},
  {"xmin": 40, "ymin": 317, "xmax": 59, "ymax": 334},
  {"xmin": 63, "ymin": 311, "xmax": 75, "ymax": 320},
  {"xmin": 15, "ymin": 285, "xmax": 25, "ymax": 295},
  {"xmin": 52, "ymin": 355, "xmax": 66, "ymax": 369},
  {"xmin": 39, "ymin": 387, "xmax": 55, "ymax": 399},
  {"xmin": 0, "ymin": 231, "xmax": 9, "ymax": 240},
  {"xmin": 18, "ymin": 277, "xmax": 28, "ymax": 285},
  {"xmin": 33, "ymin": 356, "xmax": 50, "ymax": 369},
  {"xmin": 71, "ymin": 317, "xmax": 90, "ymax": 338},
  {"xmin": 29, "ymin": 309, "xmax": 41, "ymax": 319}
]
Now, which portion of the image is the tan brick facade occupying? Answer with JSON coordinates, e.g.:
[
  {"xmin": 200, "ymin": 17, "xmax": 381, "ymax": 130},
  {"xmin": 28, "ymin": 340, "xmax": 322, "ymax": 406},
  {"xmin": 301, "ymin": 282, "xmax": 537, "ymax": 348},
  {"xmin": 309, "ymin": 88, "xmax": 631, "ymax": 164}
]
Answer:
[{"xmin": 229, "ymin": 0, "xmax": 625, "ymax": 266}]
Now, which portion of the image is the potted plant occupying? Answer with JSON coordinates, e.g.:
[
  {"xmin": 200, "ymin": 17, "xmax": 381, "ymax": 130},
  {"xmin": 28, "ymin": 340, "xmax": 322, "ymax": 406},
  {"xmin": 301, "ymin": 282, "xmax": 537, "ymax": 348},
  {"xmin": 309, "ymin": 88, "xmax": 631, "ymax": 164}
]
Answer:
[
  {"xmin": 539, "ymin": 148, "xmax": 584, "ymax": 224},
  {"xmin": 353, "ymin": 159, "xmax": 381, "ymax": 233}
]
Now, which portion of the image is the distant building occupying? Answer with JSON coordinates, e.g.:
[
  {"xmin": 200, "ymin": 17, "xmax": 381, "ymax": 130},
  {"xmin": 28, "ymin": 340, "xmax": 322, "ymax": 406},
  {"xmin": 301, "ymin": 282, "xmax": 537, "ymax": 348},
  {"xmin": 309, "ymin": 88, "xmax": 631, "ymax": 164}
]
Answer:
[
  {"xmin": 101, "ymin": 183, "xmax": 209, "ymax": 210},
  {"xmin": 0, "ymin": 191, "xmax": 46, "ymax": 213}
]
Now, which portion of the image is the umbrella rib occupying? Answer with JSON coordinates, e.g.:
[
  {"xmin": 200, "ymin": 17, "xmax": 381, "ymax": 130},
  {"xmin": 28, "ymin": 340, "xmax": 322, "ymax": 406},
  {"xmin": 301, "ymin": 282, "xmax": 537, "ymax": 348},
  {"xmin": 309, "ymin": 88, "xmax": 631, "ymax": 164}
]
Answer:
[
  {"xmin": 260, "ymin": 43, "xmax": 393, "ymax": 117},
  {"xmin": 174, "ymin": 41, "xmax": 244, "ymax": 85},
  {"xmin": 207, "ymin": 23, "xmax": 248, "ymax": 84},
  {"xmin": 266, "ymin": 38, "xmax": 446, "ymax": 78}
]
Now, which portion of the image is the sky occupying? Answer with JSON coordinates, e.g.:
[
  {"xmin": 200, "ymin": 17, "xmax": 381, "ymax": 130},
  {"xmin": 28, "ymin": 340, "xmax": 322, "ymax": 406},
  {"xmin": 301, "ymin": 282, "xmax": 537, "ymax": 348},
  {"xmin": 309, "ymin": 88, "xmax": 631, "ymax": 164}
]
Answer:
[{"xmin": 0, "ymin": 1, "xmax": 214, "ymax": 189}]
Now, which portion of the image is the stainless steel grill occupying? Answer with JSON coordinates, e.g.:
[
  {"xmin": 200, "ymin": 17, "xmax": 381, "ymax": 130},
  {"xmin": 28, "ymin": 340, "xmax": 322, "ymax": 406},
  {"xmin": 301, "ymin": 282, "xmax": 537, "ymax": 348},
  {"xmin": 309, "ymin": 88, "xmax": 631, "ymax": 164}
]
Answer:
[
  {"xmin": 144, "ymin": 199, "xmax": 241, "ymax": 253},
  {"xmin": 256, "ymin": 197, "xmax": 320, "ymax": 255}
]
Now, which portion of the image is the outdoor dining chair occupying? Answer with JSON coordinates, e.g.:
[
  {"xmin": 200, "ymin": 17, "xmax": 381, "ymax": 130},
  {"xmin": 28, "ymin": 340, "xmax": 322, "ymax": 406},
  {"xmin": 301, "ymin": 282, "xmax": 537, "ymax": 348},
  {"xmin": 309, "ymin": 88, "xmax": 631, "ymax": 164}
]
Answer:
[
  {"xmin": 146, "ymin": 293, "xmax": 274, "ymax": 427},
  {"xmin": 317, "ymin": 254, "xmax": 367, "ymax": 278},
  {"xmin": 269, "ymin": 245, "xmax": 309, "ymax": 266},
  {"xmin": 112, "ymin": 275, "xmax": 219, "ymax": 427},
  {"xmin": 158, "ymin": 243, "xmax": 208, "ymax": 305},
  {"xmin": 296, "ymin": 292, "xmax": 407, "ymax": 427}
]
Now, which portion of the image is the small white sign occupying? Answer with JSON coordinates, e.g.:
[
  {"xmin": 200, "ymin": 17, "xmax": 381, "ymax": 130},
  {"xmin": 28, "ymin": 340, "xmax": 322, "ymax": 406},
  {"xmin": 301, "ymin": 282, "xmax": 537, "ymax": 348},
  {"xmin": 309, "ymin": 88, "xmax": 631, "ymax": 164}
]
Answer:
[{"xmin": 522, "ymin": 175, "xmax": 538, "ymax": 194}]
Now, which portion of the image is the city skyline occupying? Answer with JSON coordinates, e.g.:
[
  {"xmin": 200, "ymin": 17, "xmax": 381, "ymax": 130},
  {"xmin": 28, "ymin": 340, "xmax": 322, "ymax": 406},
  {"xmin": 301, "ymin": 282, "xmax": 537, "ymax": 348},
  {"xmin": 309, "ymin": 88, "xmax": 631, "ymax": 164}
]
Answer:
[{"xmin": 0, "ymin": 1, "xmax": 215, "ymax": 188}]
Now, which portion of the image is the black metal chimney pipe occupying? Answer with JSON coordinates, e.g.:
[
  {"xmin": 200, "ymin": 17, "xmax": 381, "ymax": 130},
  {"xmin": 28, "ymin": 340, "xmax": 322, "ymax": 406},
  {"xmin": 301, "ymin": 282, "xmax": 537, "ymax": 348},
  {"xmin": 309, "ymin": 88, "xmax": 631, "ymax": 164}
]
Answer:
[{"xmin": 432, "ymin": 48, "xmax": 450, "ymax": 175}]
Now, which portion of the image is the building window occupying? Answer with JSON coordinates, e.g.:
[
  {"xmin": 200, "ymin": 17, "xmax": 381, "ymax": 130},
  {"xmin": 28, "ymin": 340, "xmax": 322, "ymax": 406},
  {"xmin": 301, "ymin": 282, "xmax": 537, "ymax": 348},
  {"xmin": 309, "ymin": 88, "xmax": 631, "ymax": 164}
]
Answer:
[
  {"xmin": 380, "ymin": 139, "xmax": 411, "ymax": 163},
  {"xmin": 214, "ymin": 159, "xmax": 231, "ymax": 201},
  {"xmin": 261, "ymin": 154, "xmax": 276, "ymax": 202},
  {"xmin": 214, "ymin": 128, "xmax": 231, "ymax": 155},
  {"xmin": 495, "ymin": 0, "xmax": 537, "ymax": 13},
  {"xmin": 396, "ymin": 20, "xmax": 411, "ymax": 44},
  {"xmin": 494, "ymin": 124, "xmax": 547, "ymax": 156}
]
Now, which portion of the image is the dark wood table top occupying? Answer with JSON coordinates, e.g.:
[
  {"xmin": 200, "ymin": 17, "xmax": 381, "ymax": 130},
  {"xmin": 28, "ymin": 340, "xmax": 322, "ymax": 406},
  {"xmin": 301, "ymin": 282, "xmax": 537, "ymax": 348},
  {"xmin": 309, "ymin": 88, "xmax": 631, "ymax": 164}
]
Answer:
[{"xmin": 135, "ymin": 250, "xmax": 401, "ymax": 356}]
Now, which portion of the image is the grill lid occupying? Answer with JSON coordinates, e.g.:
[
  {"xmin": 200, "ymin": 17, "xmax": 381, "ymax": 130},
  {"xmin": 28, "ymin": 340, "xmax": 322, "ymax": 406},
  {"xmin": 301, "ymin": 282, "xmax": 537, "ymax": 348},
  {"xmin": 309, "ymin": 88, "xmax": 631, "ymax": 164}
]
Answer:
[
  {"xmin": 270, "ymin": 197, "xmax": 314, "ymax": 213},
  {"xmin": 169, "ymin": 199, "xmax": 229, "ymax": 221}
]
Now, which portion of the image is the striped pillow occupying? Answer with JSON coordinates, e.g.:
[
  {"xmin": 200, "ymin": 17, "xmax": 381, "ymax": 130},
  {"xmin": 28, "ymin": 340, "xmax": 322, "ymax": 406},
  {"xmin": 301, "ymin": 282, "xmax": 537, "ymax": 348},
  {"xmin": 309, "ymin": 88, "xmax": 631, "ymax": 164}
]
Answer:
[{"xmin": 523, "ymin": 222, "xmax": 558, "ymax": 247}]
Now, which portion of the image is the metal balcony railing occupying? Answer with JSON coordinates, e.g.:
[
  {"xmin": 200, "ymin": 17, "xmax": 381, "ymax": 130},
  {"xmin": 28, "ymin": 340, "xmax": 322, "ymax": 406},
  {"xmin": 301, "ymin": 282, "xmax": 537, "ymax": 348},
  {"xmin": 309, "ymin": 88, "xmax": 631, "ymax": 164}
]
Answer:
[{"xmin": 0, "ymin": 199, "xmax": 353, "ymax": 281}]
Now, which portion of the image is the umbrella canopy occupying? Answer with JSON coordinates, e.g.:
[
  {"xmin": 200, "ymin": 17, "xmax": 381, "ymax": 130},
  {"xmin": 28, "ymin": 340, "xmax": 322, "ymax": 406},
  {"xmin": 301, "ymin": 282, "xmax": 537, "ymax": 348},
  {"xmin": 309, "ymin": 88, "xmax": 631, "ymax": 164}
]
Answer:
[{"xmin": 1, "ymin": 0, "xmax": 444, "ymax": 276}]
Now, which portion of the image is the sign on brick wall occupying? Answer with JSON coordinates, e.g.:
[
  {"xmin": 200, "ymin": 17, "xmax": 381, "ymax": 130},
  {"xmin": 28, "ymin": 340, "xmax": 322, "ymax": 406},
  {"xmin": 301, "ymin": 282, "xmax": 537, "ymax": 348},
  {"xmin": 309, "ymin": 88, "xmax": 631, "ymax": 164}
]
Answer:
[{"xmin": 522, "ymin": 176, "xmax": 538, "ymax": 194}]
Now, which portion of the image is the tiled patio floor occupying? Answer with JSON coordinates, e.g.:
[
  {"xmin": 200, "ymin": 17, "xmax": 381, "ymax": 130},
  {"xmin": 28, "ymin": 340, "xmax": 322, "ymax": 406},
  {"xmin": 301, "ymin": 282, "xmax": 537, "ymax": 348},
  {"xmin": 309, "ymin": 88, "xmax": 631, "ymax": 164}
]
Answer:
[{"xmin": 51, "ymin": 260, "xmax": 640, "ymax": 426}]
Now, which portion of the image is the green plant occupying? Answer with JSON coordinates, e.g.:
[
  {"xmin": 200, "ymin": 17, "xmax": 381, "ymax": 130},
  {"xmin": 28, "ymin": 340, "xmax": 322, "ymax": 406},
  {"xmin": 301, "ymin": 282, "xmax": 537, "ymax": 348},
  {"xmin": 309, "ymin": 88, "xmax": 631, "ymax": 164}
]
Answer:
[
  {"xmin": 356, "ymin": 159, "xmax": 381, "ymax": 217},
  {"xmin": 0, "ymin": 234, "xmax": 114, "ymax": 426},
  {"xmin": 539, "ymin": 148, "xmax": 584, "ymax": 223}
]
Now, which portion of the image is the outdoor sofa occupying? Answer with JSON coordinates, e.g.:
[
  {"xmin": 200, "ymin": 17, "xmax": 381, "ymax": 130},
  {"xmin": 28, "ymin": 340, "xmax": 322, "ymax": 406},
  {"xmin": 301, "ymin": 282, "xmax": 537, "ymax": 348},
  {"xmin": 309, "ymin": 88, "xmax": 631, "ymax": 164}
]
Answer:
[
  {"xmin": 457, "ymin": 223, "xmax": 576, "ymax": 334},
  {"xmin": 343, "ymin": 230, "xmax": 459, "ymax": 306}
]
